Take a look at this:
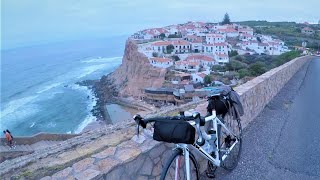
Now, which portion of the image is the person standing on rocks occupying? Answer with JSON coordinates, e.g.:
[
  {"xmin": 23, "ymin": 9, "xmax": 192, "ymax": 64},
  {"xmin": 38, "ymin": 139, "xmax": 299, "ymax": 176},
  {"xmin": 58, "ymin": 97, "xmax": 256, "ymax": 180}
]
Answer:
[{"xmin": 3, "ymin": 130, "xmax": 13, "ymax": 149}]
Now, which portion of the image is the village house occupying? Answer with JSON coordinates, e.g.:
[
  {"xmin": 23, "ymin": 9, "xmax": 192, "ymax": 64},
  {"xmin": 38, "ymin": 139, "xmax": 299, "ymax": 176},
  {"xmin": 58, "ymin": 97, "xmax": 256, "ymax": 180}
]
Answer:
[
  {"xmin": 172, "ymin": 40, "xmax": 191, "ymax": 54},
  {"xmin": 205, "ymin": 33, "xmax": 225, "ymax": 44},
  {"xmin": 215, "ymin": 53, "xmax": 229, "ymax": 63},
  {"xmin": 239, "ymin": 33, "xmax": 255, "ymax": 41},
  {"xmin": 301, "ymin": 27, "xmax": 315, "ymax": 35},
  {"xmin": 164, "ymin": 25, "xmax": 179, "ymax": 35},
  {"xmin": 216, "ymin": 28, "xmax": 239, "ymax": 37},
  {"xmin": 204, "ymin": 42, "xmax": 229, "ymax": 55},
  {"xmin": 175, "ymin": 59, "xmax": 200, "ymax": 72},
  {"xmin": 151, "ymin": 41, "xmax": 172, "ymax": 54},
  {"xmin": 190, "ymin": 37, "xmax": 204, "ymax": 53},
  {"xmin": 186, "ymin": 54, "xmax": 216, "ymax": 68},
  {"xmin": 238, "ymin": 27, "xmax": 254, "ymax": 35},
  {"xmin": 149, "ymin": 57, "xmax": 173, "ymax": 68},
  {"xmin": 192, "ymin": 72, "xmax": 208, "ymax": 83},
  {"xmin": 169, "ymin": 72, "xmax": 192, "ymax": 85}
]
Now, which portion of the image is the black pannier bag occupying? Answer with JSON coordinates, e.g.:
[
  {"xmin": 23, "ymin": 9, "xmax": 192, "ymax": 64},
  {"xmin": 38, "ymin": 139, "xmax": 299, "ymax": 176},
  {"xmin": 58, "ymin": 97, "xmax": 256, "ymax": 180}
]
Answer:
[
  {"xmin": 153, "ymin": 120, "xmax": 195, "ymax": 144},
  {"xmin": 207, "ymin": 95, "xmax": 229, "ymax": 117},
  {"xmin": 207, "ymin": 85, "xmax": 244, "ymax": 119}
]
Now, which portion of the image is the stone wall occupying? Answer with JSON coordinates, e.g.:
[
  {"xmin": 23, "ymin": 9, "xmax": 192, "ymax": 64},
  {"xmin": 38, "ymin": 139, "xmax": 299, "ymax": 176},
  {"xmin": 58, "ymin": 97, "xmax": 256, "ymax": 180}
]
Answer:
[
  {"xmin": 36, "ymin": 56, "xmax": 310, "ymax": 180},
  {"xmin": 0, "ymin": 133, "xmax": 78, "ymax": 145}
]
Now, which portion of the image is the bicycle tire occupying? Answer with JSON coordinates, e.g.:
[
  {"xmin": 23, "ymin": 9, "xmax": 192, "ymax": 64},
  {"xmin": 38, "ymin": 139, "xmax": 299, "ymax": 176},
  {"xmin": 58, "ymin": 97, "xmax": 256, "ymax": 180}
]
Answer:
[
  {"xmin": 161, "ymin": 148, "xmax": 200, "ymax": 180},
  {"xmin": 217, "ymin": 115, "xmax": 242, "ymax": 170}
]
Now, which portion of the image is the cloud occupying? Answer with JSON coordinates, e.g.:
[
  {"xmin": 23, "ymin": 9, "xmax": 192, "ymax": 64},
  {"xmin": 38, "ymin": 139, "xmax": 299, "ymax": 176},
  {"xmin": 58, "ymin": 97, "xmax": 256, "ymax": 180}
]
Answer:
[{"xmin": 2, "ymin": 0, "xmax": 319, "ymax": 49}]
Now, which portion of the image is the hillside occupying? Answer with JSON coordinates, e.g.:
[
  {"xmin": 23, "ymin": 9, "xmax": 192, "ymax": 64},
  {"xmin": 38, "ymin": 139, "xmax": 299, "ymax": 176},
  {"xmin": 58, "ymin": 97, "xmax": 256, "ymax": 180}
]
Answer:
[{"xmin": 237, "ymin": 21, "xmax": 320, "ymax": 49}]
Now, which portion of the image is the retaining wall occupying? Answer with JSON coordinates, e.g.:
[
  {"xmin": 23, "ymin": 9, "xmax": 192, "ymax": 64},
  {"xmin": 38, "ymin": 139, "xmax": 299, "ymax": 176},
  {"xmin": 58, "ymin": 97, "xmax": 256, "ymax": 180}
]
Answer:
[
  {"xmin": 40, "ymin": 56, "xmax": 311, "ymax": 180},
  {"xmin": 0, "ymin": 133, "xmax": 79, "ymax": 145}
]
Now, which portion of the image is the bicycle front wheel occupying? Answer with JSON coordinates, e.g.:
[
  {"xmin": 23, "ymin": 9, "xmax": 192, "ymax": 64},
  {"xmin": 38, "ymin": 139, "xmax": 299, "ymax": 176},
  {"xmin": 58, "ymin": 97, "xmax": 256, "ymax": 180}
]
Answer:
[
  {"xmin": 161, "ymin": 148, "xmax": 199, "ymax": 180},
  {"xmin": 218, "ymin": 115, "xmax": 242, "ymax": 170}
]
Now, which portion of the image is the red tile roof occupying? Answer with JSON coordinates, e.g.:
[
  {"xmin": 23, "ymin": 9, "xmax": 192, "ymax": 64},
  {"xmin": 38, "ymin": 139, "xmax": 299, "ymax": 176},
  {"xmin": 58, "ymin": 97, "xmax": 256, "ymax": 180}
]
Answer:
[
  {"xmin": 152, "ymin": 41, "xmax": 172, "ymax": 46},
  {"xmin": 172, "ymin": 40, "xmax": 190, "ymax": 46},
  {"xmin": 215, "ymin": 42, "xmax": 228, "ymax": 46},
  {"xmin": 217, "ymin": 28, "xmax": 238, "ymax": 33},
  {"xmin": 176, "ymin": 60, "xmax": 200, "ymax": 66},
  {"xmin": 186, "ymin": 55, "xmax": 214, "ymax": 62},
  {"xmin": 206, "ymin": 33, "xmax": 224, "ymax": 38},
  {"xmin": 197, "ymin": 73, "xmax": 207, "ymax": 78}
]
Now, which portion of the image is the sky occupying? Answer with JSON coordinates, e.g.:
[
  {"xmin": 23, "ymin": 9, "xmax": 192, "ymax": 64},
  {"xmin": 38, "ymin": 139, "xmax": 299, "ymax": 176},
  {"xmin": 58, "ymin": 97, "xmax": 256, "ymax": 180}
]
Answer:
[{"xmin": 1, "ymin": 0, "xmax": 320, "ymax": 49}]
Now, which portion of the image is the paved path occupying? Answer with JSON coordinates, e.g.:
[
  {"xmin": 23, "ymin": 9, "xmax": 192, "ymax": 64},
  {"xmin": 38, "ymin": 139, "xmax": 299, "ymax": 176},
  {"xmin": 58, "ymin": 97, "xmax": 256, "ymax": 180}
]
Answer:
[
  {"xmin": 211, "ymin": 57, "xmax": 320, "ymax": 180},
  {"xmin": 0, "ymin": 140, "xmax": 62, "ymax": 152}
]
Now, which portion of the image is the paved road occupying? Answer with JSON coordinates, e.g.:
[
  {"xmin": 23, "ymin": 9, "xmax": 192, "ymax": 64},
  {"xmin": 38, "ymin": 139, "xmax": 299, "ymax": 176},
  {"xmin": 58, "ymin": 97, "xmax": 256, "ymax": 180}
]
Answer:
[{"xmin": 213, "ymin": 57, "xmax": 320, "ymax": 180}]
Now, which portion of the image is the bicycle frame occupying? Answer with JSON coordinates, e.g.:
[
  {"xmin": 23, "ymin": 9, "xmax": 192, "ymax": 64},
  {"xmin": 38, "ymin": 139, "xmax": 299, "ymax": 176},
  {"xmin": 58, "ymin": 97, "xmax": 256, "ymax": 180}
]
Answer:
[{"xmin": 174, "ymin": 111, "xmax": 239, "ymax": 180}]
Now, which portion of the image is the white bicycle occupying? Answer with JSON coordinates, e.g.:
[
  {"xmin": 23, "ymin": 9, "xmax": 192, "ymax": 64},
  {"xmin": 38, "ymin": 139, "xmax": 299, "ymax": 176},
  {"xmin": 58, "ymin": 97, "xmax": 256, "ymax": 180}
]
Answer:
[{"xmin": 133, "ymin": 94, "xmax": 242, "ymax": 179}]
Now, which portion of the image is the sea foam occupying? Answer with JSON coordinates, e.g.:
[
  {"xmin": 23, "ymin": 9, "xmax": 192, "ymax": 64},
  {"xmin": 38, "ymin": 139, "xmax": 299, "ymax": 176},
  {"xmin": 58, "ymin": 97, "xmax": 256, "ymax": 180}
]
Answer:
[
  {"xmin": 81, "ymin": 56, "xmax": 122, "ymax": 63},
  {"xmin": 70, "ymin": 84, "xmax": 97, "ymax": 133}
]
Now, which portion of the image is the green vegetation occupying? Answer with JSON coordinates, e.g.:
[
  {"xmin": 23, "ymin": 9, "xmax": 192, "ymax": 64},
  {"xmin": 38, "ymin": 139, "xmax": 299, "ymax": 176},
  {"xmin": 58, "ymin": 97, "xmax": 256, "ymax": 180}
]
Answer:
[
  {"xmin": 248, "ymin": 62, "xmax": 267, "ymax": 76},
  {"xmin": 152, "ymin": 52, "xmax": 158, "ymax": 57},
  {"xmin": 166, "ymin": 44, "xmax": 175, "ymax": 54},
  {"xmin": 204, "ymin": 75, "xmax": 212, "ymax": 85},
  {"xmin": 221, "ymin": 13, "xmax": 231, "ymax": 25},
  {"xmin": 159, "ymin": 33, "xmax": 166, "ymax": 39},
  {"xmin": 238, "ymin": 69, "xmax": 251, "ymax": 79},
  {"xmin": 168, "ymin": 34, "xmax": 182, "ymax": 38},
  {"xmin": 211, "ymin": 51, "xmax": 301, "ymax": 80},
  {"xmin": 229, "ymin": 50, "xmax": 238, "ymax": 57},
  {"xmin": 226, "ymin": 59, "xmax": 247, "ymax": 71},
  {"xmin": 237, "ymin": 21, "xmax": 320, "ymax": 48},
  {"xmin": 171, "ymin": 55, "xmax": 180, "ymax": 61},
  {"xmin": 273, "ymin": 50, "xmax": 301, "ymax": 66}
]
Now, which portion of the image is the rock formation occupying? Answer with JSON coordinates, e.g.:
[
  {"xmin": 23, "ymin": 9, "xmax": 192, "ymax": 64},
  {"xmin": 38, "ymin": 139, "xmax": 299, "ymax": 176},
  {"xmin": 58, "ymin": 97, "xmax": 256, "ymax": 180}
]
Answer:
[{"xmin": 93, "ymin": 39, "xmax": 167, "ymax": 121}]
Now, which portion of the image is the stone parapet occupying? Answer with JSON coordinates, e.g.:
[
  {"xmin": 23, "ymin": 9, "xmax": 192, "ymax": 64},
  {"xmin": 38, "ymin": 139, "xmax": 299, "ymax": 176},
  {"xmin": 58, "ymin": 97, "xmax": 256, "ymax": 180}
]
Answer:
[
  {"xmin": 39, "ymin": 56, "xmax": 310, "ymax": 179},
  {"xmin": 3, "ymin": 56, "xmax": 311, "ymax": 179}
]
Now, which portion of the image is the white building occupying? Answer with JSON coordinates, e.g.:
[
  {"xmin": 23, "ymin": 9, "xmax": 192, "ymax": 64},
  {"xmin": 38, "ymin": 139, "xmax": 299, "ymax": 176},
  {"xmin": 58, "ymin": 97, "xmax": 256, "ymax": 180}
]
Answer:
[
  {"xmin": 205, "ymin": 34, "xmax": 225, "ymax": 44},
  {"xmin": 186, "ymin": 54, "xmax": 216, "ymax": 68},
  {"xmin": 192, "ymin": 72, "xmax": 207, "ymax": 83},
  {"xmin": 215, "ymin": 53, "xmax": 229, "ymax": 63},
  {"xmin": 172, "ymin": 40, "xmax": 191, "ymax": 54},
  {"xmin": 151, "ymin": 41, "xmax": 172, "ymax": 54},
  {"xmin": 175, "ymin": 60, "xmax": 201, "ymax": 72},
  {"xmin": 238, "ymin": 27, "xmax": 254, "ymax": 35},
  {"xmin": 239, "ymin": 33, "xmax": 255, "ymax": 41},
  {"xmin": 190, "ymin": 38, "xmax": 203, "ymax": 53},
  {"xmin": 217, "ymin": 28, "xmax": 239, "ymax": 37},
  {"xmin": 149, "ymin": 57, "xmax": 173, "ymax": 68},
  {"xmin": 204, "ymin": 42, "xmax": 229, "ymax": 55}
]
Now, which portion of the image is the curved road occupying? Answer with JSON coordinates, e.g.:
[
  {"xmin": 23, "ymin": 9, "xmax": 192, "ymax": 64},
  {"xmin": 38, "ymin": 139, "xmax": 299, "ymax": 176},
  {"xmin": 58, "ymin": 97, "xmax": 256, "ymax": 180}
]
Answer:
[{"xmin": 212, "ymin": 57, "xmax": 320, "ymax": 180}]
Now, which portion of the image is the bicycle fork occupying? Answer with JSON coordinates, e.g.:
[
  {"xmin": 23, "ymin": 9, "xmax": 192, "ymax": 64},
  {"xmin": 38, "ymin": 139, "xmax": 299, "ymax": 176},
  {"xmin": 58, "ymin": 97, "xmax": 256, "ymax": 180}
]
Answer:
[{"xmin": 175, "ymin": 144, "xmax": 191, "ymax": 180}]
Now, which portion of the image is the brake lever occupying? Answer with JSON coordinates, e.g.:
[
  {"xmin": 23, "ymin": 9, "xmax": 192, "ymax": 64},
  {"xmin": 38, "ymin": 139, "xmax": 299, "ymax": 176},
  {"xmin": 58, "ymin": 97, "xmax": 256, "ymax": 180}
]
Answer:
[{"xmin": 133, "ymin": 114, "xmax": 143, "ymax": 137}]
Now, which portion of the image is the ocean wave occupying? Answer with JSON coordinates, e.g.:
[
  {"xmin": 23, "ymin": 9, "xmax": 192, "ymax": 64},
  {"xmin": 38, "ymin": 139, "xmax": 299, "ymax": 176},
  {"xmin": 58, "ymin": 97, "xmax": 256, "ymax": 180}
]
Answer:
[
  {"xmin": 70, "ymin": 84, "xmax": 97, "ymax": 133},
  {"xmin": 77, "ymin": 64, "xmax": 108, "ymax": 79},
  {"xmin": 30, "ymin": 122, "xmax": 36, "ymax": 128},
  {"xmin": 37, "ymin": 82, "xmax": 62, "ymax": 94},
  {"xmin": 81, "ymin": 56, "xmax": 122, "ymax": 63},
  {"xmin": 0, "ymin": 103, "xmax": 40, "ymax": 129},
  {"xmin": 0, "ymin": 96, "xmax": 39, "ymax": 119}
]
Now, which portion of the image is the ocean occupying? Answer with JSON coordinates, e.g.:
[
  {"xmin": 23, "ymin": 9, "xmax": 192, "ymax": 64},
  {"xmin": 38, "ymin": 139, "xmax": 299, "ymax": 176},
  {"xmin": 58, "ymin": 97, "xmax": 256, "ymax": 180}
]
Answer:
[{"xmin": 0, "ymin": 36, "xmax": 128, "ymax": 136}]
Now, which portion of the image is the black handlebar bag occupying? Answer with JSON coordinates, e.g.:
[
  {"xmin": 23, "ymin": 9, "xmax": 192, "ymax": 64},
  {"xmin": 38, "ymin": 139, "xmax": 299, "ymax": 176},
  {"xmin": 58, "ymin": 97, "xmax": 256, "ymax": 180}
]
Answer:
[{"xmin": 153, "ymin": 120, "xmax": 195, "ymax": 144}]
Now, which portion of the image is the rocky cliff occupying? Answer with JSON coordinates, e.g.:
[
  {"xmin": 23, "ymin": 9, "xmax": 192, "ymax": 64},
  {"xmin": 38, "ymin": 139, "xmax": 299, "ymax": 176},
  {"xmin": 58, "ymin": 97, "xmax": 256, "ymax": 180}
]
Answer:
[{"xmin": 93, "ymin": 40, "xmax": 167, "ymax": 120}]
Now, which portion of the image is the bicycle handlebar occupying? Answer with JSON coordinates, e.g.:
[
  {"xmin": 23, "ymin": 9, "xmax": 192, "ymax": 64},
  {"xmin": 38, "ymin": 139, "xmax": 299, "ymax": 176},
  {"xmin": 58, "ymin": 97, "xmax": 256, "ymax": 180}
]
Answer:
[{"xmin": 133, "ymin": 111, "xmax": 217, "ymax": 146}]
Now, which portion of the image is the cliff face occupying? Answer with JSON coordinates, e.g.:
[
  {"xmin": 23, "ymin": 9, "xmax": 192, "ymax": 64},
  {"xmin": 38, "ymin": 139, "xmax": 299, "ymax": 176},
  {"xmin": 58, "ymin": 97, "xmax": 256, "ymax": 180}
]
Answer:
[
  {"xmin": 94, "ymin": 40, "xmax": 167, "ymax": 106},
  {"xmin": 108, "ymin": 40, "xmax": 167, "ymax": 97}
]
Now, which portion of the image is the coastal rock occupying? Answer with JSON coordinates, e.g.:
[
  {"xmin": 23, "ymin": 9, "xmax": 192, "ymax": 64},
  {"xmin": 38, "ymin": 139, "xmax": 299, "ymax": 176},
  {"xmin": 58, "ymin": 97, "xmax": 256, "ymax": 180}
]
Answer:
[
  {"xmin": 93, "ymin": 40, "xmax": 167, "ymax": 122},
  {"xmin": 94, "ymin": 40, "xmax": 166, "ymax": 100}
]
